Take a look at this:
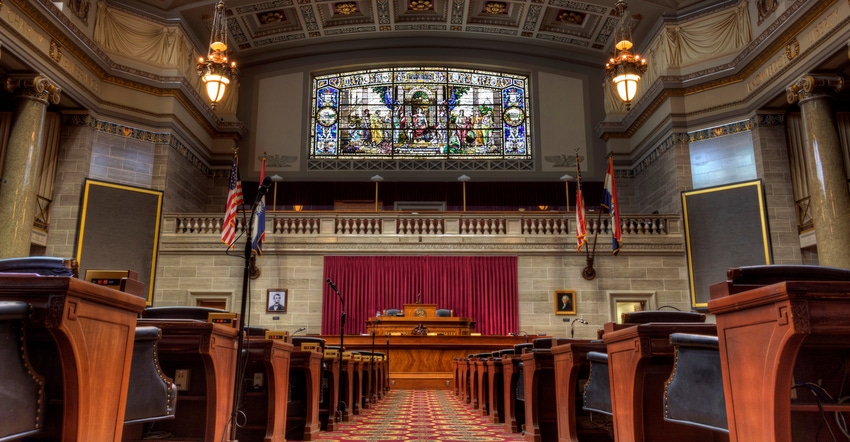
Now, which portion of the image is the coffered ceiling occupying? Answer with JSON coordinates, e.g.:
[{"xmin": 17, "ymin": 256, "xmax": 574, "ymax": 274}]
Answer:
[{"xmin": 123, "ymin": 0, "xmax": 722, "ymax": 67}]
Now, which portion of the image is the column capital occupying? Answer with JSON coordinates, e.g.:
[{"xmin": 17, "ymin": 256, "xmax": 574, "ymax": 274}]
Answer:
[
  {"xmin": 786, "ymin": 74, "xmax": 844, "ymax": 105},
  {"xmin": 4, "ymin": 74, "xmax": 62, "ymax": 105}
]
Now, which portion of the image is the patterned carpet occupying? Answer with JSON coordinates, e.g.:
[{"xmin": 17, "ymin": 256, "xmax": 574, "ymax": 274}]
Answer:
[{"xmin": 308, "ymin": 390, "xmax": 526, "ymax": 441}]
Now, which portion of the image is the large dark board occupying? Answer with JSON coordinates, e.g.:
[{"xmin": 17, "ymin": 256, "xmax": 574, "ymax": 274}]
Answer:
[
  {"xmin": 682, "ymin": 180, "xmax": 772, "ymax": 309},
  {"xmin": 75, "ymin": 179, "xmax": 163, "ymax": 304}
]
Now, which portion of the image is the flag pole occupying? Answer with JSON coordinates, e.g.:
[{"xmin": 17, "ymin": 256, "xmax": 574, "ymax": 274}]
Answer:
[{"xmin": 582, "ymin": 208, "xmax": 603, "ymax": 280}]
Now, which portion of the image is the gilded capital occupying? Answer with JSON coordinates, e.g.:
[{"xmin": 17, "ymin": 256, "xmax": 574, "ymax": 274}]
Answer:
[
  {"xmin": 786, "ymin": 74, "xmax": 844, "ymax": 104},
  {"xmin": 4, "ymin": 74, "xmax": 62, "ymax": 105}
]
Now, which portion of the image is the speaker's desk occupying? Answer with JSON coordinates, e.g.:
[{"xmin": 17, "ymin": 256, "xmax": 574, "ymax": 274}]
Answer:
[
  {"xmin": 366, "ymin": 316, "xmax": 475, "ymax": 336},
  {"xmin": 321, "ymin": 335, "xmax": 536, "ymax": 389}
]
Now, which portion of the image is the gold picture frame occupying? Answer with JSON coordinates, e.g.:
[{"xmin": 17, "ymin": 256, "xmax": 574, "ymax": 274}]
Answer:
[
  {"xmin": 267, "ymin": 289, "xmax": 287, "ymax": 313},
  {"xmin": 554, "ymin": 290, "xmax": 576, "ymax": 315}
]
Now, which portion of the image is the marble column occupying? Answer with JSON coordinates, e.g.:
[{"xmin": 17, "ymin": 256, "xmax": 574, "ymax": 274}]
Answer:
[
  {"xmin": 0, "ymin": 75, "xmax": 61, "ymax": 258},
  {"xmin": 786, "ymin": 74, "xmax": 850, "ymax": 269}
]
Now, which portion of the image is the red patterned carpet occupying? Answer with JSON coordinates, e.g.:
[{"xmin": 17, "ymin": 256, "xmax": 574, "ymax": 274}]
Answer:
[{"xmin": 308, "ymin": 390, "xmax": 526, "ymax": 441}]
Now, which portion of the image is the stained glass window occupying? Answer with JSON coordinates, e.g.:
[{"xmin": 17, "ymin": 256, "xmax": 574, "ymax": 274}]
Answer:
[{"xmin": 309, "ymin": 67, "xmax": 531, "ymax": 159}]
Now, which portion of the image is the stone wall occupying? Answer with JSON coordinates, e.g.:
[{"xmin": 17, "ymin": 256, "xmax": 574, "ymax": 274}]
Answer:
[
  {"xmin": 633, "ymin": 143, "xmax": 692, "ymax": 215},
  {"xmin": 154, "ymin": 212, "xmax": 690, "ymax": 339}
]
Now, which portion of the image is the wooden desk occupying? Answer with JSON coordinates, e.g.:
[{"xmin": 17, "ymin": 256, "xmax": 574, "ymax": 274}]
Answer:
[
  {"xmin": 484, "ymin": 355, "xmax": 505, "ymax": 423},
  {"xmin": 474, "ymin": 356, "xmax": 490, "ymax": 415},
  {"xmin": 337, "ymin": 356, "xmax": 360, "ymax": 421},
  {"xmin": 135, "ymin": 319, "xmax": 239, "ymax": 442},
  {"xmin": 319, "ymin": 356, "xmax": 340, "ymax": 431},
  {"xmin": 238, "ymin": 336, "xmax": 293, "ymax": 442},
  {"xmin": 366, "ymin": 316, "xmax": 475, "ymax": 336},
  {"xmin": 708, "ymin": 280, "xmax": 850, "ymax": 442},
  {"xmin": 552, "ymin": 341, "xmax": 612, "ymax": 442},
  {"xmin": 602, "ymin": 322, "xmax": 719, "ymax": 442},
  {"xmin": 502, "ymin": 354, "xmax": 524, "ymax": 433},
  {"xmin": 0, "ymin": 274, "xmax": 145, "ymax": 442},
  {"xmin": 286, "ymin": 350, "xmax": 322, "ymax": 441}
]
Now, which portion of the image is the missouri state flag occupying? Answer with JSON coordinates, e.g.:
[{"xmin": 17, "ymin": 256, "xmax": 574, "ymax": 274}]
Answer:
[
  {"xmin": 601, "ymin": 156, "xmax": 622, "ymax": 255},
  {"xmin": 251, "ymin": 157, "xmax": 266, "ymax": 255}
]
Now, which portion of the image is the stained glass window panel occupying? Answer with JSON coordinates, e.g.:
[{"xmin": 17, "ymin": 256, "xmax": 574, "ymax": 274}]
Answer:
[{"xmin": 309, "ymin": 68, "xmax": 531, "ymax": 159}]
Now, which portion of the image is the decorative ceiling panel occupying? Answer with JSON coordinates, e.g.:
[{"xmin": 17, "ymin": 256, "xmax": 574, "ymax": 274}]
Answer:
[{"xmin": 124, "ymin": 0, "xmax": 722, "ymax": 64}]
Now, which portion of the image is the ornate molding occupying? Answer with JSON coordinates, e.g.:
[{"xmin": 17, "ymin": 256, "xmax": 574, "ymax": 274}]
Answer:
[{"xmin": 786, "ymin": 74, "xmax": 845, "ymax": 104}]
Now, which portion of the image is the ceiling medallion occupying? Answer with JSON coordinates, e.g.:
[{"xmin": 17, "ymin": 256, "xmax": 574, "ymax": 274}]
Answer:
[
  {"xmin": 335, "ymin": 2, "xmax": 358, "ymax": 15},
  {"xmin": 484, "ymin": 2, "xmax": 507, "ymax": 15},
  {"xmin": 259, "ymin": 10, "xmax": 285, "ymax": 24},
  {"xmin": 409, "ymin": 0, "xmax": 433, "ymax": 11},
  {"xmin": 557, "ymin": 10, "xmax": 584, "ymax": 25}
]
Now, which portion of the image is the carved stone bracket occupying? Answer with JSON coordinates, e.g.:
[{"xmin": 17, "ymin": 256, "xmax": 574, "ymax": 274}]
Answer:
[
  {"xmin": 5, "ymin": 74, "xmax": 62, "ymax": 105},
  {"xmin": 786, "ymin": 74, "xmax": 845, "ymax": 105}
]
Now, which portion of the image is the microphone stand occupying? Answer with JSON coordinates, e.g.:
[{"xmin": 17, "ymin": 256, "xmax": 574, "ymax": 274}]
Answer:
[
  {"xmin": 570, "ymin": 318, "xmax": 588, "ymax": 338},
  {"xmin": 371, "ymin": 318, "xmax": 379, "ymax": 403},
  {"xmin": 327, "ymin": 279, "xmax": 344, "ymax": 423},
  {"xmin": 385, "ymin": 334, "xmax": 390, "ymax": 392},
  {"xmin": 228, "ymin": 179, "xmax": 270, "ymax": 442}
]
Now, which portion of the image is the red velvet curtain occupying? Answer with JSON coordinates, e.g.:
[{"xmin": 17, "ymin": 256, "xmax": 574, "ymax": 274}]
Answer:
[{"xmin": 321, "ymin": 256, "xmax": 518, "ymax": 335}]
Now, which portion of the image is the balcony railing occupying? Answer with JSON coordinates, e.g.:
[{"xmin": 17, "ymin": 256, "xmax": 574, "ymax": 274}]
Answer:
[{"xmin": 162, "ymin": 211, "xmax": 680, "ymax": 256}]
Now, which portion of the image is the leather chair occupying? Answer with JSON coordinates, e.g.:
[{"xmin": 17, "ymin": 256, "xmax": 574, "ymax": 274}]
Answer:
[
  {"xmin": 621, "ymin": 310, "xmax": 705, "ymax": 324},
  {"xmin": 141, "ymin": 306, "xmax": 227, "ymax": 320},
  {"xmin": 436, "ymin": 309, "xmax": 452, "ymax": 317},
  {"xmin": 0, "ymin": 256, "xmax": 77, "ymax": 277},
  {"xmin": 0, "ymin": 301, "xmax": 45, "ymax": 441},
  {"xmin": 385, "ymin": 309, "xmax": 402, "ymax": 316},
  {"xmin": 124, "ymin": 326, "xmax": 177, "ymax": 424},
  {"xmin": 583, "ymin": 351, "xmax": 612, "ymax": 414},
  {"xmin": 664, "ymin": 333, "xmax": 727, "ymax": 433}
]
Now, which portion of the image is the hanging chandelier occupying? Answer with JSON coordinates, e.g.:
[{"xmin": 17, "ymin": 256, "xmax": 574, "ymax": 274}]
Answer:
[
  {"xmin": 197, "ymin": 0, "xmax": 237, "ymax": 109},
  {"xmin": 604, "ymin": 0, "xmax": 647, "ymax": 110}
]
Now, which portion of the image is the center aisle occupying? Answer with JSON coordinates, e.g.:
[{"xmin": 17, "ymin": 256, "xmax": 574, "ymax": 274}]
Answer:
[{"xmin": 308, "ymin": 389, "xmax": 527, "ymax": 441}]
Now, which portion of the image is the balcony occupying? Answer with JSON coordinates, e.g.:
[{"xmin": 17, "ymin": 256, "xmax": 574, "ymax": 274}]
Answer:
[{"xmin": 160, "ymin": 210, "xmax": 683, "ymax": 256}]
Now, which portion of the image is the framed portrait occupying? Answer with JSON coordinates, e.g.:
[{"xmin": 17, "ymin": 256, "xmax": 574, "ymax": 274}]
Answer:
[
  {"xmin": 554, "ymin": 290, "xmax": 576, "ymax": 315},
  {"xmin": 267, "ymin": 289, "xmax": 287, "ymax": 313}
]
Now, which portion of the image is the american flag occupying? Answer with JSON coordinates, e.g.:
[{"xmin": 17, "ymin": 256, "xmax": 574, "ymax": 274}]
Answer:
[
  {"xmin": 575, "ymin": 152, "xmax": 587, "ymax": 252},
  {"xmin": 221, "ymin": 154, "xmax": 244, "ymax": 248}
]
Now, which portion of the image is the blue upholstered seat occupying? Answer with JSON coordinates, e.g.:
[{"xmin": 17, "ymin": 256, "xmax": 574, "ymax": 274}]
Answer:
[
  {"xmin": 385, "ymin": 309, "xmax": 402, "ymax": 316},
  {"xmin": 435, "ymin": 309, "xmax": 452, "ymax": 317}
]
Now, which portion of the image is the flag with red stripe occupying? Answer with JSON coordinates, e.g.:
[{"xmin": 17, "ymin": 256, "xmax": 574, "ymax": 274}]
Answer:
[
  {"xmin": 221, "ymin": 153, "xmax": 244, "ymax": 248},
  {"xmin": 602, "ymin": 156, "xmax": 622, "ymax": 255},
  {"xmin": 575, "ymin": 153, "xmax": 587, "ymax": 252}
]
